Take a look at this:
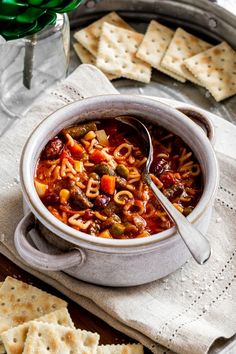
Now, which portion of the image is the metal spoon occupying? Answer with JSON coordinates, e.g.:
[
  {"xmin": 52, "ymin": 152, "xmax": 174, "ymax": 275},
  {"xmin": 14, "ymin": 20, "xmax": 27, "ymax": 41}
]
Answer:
[{"xmin": 116, "ymin": 116, "xmax": 211, "ymax": 265}]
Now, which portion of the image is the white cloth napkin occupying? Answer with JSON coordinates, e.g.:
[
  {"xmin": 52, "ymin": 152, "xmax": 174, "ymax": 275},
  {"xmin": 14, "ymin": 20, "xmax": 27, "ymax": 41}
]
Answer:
[{"xmin": 0, "ymin": 64, "xmax": 235, "ymax": 354}]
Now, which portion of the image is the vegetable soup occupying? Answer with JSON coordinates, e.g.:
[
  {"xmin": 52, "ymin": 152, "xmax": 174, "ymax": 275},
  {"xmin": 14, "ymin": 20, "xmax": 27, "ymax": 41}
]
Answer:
[{"xmin": 34, "ymin": 119, "xmax": 202, "ymax": 239}]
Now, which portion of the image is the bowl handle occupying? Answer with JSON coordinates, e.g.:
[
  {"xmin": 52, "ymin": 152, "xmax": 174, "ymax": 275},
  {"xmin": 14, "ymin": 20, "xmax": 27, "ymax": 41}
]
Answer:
[
  {"xmin": 177, "ymin": 107, "xmax": 215, "ymax": 145},
  {"xmin": 14, "ymin": 212, "xmax": 86, "ymax": 271}
]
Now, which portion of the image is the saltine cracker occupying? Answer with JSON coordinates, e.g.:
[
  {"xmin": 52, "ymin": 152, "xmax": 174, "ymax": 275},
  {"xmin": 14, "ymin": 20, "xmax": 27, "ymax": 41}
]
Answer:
[
  {"xmin": 184, "ymin": 42, "xmax": 236, "ymax": 101},
  {"xmin": 74, "ymin": 12, "xmax": 133, "ymax": 56},
  {"xmin": 73, "ymin": 43, "xmax": 119, "ymax": 80},
  {"xmin": 0, "ymin": 277, "xmax": 67, "ymax": 334},
  {"xmin": 22, "ymin": 322, "xmax": 99, "ymax": 354},
  {"xmin": 136, "ymin": 20, "xmax": 185, "ymax": 82},
  {"xmin": 161, "ymin": 28, "xmax": 212, "ymax": 83},
  {"xmin": 96, "ymin": 23, "xmax": 151, "ymax": 83},
  {"xmin": 1, "ymin": 308, "xmax": 74, "ymax": 354},
  {"xmin": 97, "ymin": 344, "xmax": 144, "ymax": 354}
]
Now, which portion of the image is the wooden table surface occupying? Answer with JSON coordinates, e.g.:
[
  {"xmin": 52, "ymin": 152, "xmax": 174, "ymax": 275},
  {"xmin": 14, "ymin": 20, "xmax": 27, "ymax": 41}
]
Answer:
[{"xmin": 0, "ymin": 253, "xmax": 137, "ymax": 347}]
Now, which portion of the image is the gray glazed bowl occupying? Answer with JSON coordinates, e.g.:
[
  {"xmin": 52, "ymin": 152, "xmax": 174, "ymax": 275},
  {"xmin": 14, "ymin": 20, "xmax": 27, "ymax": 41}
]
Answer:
[{"xmin": 15, "ymin": 94, "xmax": 219, "ymax": 286}]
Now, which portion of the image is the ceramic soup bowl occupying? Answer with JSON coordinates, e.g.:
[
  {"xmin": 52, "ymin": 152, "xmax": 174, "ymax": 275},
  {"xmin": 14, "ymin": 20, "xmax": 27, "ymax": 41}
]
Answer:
[{"xmin": 15, "ymin": 94, "xmax": 219, "ymax": 286}]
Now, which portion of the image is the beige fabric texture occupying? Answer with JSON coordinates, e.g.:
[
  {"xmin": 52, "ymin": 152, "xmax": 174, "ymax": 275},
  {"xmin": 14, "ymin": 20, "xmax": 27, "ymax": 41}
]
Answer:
[{"xmin": 0, "ymin": 64, "xmax": 235, "ymax": 354}]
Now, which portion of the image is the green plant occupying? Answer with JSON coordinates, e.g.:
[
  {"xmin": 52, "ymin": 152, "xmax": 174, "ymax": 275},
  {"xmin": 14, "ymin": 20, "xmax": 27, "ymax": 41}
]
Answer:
[{"xmin": 0, "ymin": 0, "xmax": 83, "ymax": 40}]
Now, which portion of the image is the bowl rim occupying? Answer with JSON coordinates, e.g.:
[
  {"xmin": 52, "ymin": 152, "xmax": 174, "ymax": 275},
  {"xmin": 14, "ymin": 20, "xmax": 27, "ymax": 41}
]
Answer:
[{"xmin": 20, "ymin": 94, "xmax": 219, "ymax": 250}]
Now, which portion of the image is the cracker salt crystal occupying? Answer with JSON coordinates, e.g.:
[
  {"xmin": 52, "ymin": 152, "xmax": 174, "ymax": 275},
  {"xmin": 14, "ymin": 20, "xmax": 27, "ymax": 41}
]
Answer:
[
  {"xmin": 74, "ymin": 11, "xmax": 134, "ymax": 56},
  {"xmin": 97, "ymin": 344, "xmax": 144, "ymax": 354},
  {"xmin": 73, "ymin": 43, "xmax": 119, "ymax": 81},
  {"xmin": 184, "ymin": 41, "xmax": 236, "ymax": 101},
  {"xmin": 136, "ymin": 20, "xmax": 185, "ymax": 82},
  {"xmin": 96, "ymin": 23, "xmax": 151, "ymax": 83},
  {"xmin": 22, "ymin": 322, "xmax": 99, "ymax": 354},
  {"xmin": 161, "ymin": 28, "xmax": 212, "ymax": 83},
  {"xmin": 1, "ymin": 308, "xmax": 74, "ymax": 354},
  {"xmin": 0, "ymin": 277, "xmax": 67, "ymax": 335}
]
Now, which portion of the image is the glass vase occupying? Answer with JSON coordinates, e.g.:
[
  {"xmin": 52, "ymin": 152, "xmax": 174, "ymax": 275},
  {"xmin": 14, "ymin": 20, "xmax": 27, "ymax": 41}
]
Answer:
[{"xmin": 0, "ymin": 13, "xmax": 70, "ymax": 120}]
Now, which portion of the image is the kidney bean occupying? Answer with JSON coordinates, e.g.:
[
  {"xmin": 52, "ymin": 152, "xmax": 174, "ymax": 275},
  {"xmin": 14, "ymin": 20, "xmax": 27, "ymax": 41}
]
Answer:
[
  {"xmin": 42, "ymin": 137, "xmax": 64, "ymax": 160},
  {"xmin": 42, "ymin": 194, "xmax": 59, "ymax": 205},
  {"xmin": 95, "ymin": 195, "xmax": 110, "ymax": 209},
  {"xmin": 150, "ymin": 158, "xmax": 169, "ymax": 175},
  {"xmin": 83, "ymin": 209, "xmax": 94, "ymax": 220}
]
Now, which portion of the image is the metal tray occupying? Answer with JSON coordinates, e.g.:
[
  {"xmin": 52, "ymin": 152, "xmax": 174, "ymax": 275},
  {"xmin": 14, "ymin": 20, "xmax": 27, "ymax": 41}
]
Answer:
[{"xmin": 69, "ymin": 0, "xmax": 236, "ymax": 124}]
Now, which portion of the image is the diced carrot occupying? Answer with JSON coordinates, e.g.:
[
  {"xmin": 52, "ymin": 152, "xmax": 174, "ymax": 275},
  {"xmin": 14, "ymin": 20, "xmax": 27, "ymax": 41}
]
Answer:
[
  {"xmin": 68, "ymin": 142, "xmax": 84, "ymax": 157},
  {"xmin": 100, "ymin": 175, "xmax": 116, "ymax": 195},
  {"xmin": 150, "ymin": 173, "xmax": 163, "ymax": 189},
  {"xmin": 90, "ymin": 149, "xmax": 107, "ymax": 164},
  {"xmin": 60, "ymin": 150, "xmax": 74, "ymax": 164}
]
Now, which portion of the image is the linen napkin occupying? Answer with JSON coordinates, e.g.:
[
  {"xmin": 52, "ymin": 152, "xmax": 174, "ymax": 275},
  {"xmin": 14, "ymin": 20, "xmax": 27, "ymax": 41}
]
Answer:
[{"xmin": 0, "ymin": 64, "xmax": 235, "ymax": 354}]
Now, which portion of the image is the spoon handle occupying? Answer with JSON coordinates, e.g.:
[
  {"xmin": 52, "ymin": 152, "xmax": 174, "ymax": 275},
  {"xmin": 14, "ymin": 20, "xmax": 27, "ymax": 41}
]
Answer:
[{"xmin": 145, "ymin": 175, "xmax": 211, "ymax": 265}]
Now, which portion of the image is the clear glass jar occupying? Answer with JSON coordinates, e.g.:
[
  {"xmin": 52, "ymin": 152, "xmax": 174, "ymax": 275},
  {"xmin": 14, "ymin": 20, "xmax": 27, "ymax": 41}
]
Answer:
[{"xmin": 0, "ymin": 14, "xmax": 70, "ymax": 118}]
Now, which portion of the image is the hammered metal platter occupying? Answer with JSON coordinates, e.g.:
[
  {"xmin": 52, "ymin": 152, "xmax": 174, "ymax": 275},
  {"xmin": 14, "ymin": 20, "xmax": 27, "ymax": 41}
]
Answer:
[{"xmin": 69, "ymin": 0, "xmax": 236, "ymax": 124}]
